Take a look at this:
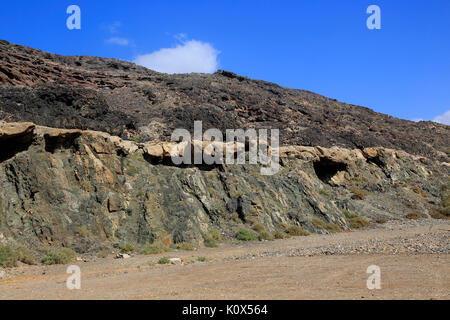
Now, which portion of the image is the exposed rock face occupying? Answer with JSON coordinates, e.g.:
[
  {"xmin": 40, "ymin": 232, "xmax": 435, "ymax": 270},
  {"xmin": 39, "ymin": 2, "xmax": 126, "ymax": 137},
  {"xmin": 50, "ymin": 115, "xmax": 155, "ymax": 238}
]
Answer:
[
  {"xmin": 0, "ymin": 122, "xmax": 447, "ymax": 254},
  {"xmin": 1, "ymin": 40, "xmax": 449, "ymax": 162},
  {"xmin": 0, "ymin": 41, "xmax": 449, "ymax": 255}
]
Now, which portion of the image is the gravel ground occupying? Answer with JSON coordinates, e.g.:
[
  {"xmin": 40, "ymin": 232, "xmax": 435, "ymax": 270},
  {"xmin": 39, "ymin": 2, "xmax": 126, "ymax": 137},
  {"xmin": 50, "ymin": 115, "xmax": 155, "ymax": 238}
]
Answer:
[{"xmin": 0, "ymin": 218, "xmax": 448, "ymax": 300}]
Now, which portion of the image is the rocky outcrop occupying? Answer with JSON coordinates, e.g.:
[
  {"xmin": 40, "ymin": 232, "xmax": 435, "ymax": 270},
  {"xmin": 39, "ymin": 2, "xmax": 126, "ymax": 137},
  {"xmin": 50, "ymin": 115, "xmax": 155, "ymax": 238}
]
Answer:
[
  {"xmin": 1, "ymin": 40, "xmax": 449, "ymax": 162},
  {"xmin": 0, "ymin": 122, "xmax": 447, "ymax": 255}
]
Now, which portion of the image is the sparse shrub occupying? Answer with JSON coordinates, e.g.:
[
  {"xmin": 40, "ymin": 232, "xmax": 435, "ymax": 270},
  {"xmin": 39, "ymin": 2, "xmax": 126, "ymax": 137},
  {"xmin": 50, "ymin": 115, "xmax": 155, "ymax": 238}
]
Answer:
[
  {"xmin": 429, "ymin": 211, "xmax": 449, "ymax": 220},
  {"xmin": 235, "ymin": 229, "xmax": 258, "ymax": 241},
  {"xmin": 373, "ymin": 217, "xmax": 388, "ymax": 224},
  {"xmin": 41, "ymin": 248, "xmax": 75, "ymax": 265},
  {"xmin": 311, "ymin": 218, "xmax": 340, "ymax": 233},
  {"xmin": 140, "ymin": 240, "xmax": 171, "ymax": 255},
  {"xmin": 231, "ymin": 212, "xmax": 242, "ymax": 223},
  {"xmin": 349, "ymin": 186, "xmax": 369, "ymax": 200},
  {"xmin": 273, "ymin": 230, "xmax": 286, "ymax": 239},
  {"xmin": 319, "ymin": 189, "xmax": 331, "ymax": 199},
  {"xmin": 126, "ymin": 165, "xmax": 139, "ymax": 176},
  {"xmin": 439, "ymin": 180, "xmax": 450, "ymax": 217},
  {"xmin": 0, "ymin": 245, "xmax": 18, "ymax": 267},
  {"xmin": 197, "ymin": 256, "xmax": 207, "ymax": 262},
  {"xmin": 342, "ymin": 210, "xmax": 370, "ymax": 229},
  {"xmin": 342, "ymin": 210, "xmax": 358, "ymax": 219},
  {"xmin": 258, "ymin": 230, "xmax": 274, "ymax": 241},
  {"xmin": 16, "ymin": 247, "xmax": 35, "ymax": 265},
  {"xmin": 132, "ymin": 135, "xmax": 140, "ymax": 143},
  {"xmin": 208, "ymin": 187, "xmax": 216, "ymax": 196},
  {"xmin": 77, "ymin": 225, "xmax": 91, "ymax": 238},
  {"xmin": 250, "ymin": 223, "xmax": 275, "ymax": 241},
  {"xmin": 158, "ymin": 257, "xmax": 170, "ymax": 264},
  {"xmin": 278, "ymin": 223, "xmax": 309, "ymax": 237},
  {"xmin": 119, "ymin": 243, "xmax": 135, "ymax": 254},
  {"xmin": 209, "ymin": 229, "xmax": 222, "ymax": 242},
  {"xmin": 405, "ymin": 212, "xmax": 422, "ymax": 220},
  {"xmin": 348, "ymin": 216, "xmax": 370, "ymax": 229},
  {"xmin": 252, "ymin": 223, "xmax": 265, "ymax": 234},
  {"xmin": 97, "ymin": 249, "xmax": 109, "ymax": 259},
  {"xmin": 285, "ymin": 225, "xmax": 309, "ymax": 236},
  {"xmin": 203, "ymin": 236, "xmax": 218, "ymax": 248},
  {"xmin": 172, "ymin": 242, "xmax": 195, "ymax": 251},
  {"xmin": 79, "ymin": 179, "xmax": 93, "ymax": 193},
  {"xmin": 158, "ymin": 232, "xmax": 173, "ymax": 247},
  {"xmin": 230, "ymin": 191, "xmax": 244, "ymax": 199}
]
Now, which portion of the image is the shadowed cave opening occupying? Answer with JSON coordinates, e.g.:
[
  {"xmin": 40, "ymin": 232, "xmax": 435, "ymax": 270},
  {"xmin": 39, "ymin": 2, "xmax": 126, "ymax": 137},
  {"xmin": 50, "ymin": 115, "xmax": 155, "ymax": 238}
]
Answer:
[
  {"xmin": 44, "ymin": 132, "xmax": 81, "ymax": 153},
  {"xmin": 0, "ymin": 132, "xmax": 34, "ymax": 162},
  {"xmin": 313, "ymin": 157, "xmax": 348, "ymax": 183}
]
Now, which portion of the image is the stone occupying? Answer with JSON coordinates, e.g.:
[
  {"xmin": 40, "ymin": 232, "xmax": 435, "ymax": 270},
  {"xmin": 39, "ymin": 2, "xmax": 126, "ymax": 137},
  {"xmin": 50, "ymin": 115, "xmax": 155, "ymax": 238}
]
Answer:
[{"xmin": 169, "ymin": 258, "xmax": 183, "ymax": 265}]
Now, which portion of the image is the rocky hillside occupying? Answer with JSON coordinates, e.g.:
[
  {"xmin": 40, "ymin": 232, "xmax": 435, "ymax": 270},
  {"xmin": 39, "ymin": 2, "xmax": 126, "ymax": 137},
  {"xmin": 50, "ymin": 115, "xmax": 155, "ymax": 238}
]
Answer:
[
  {"xmin": 0, "ymin": 40, "xmax": 449, "ymax": 259},
  {"xmin": 1, "ymin": 40, "xmax": 449, "ymax": 161}
]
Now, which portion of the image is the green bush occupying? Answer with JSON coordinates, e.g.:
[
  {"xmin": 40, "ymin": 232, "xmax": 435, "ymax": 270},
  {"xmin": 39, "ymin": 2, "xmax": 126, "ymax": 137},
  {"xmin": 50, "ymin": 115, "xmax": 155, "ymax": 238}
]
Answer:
[
  {"xmin": 119, "ymin": 243, "xmax": 135, "ymax": 254},
  {"xmin": 0, "ymin": 246, "xmax": 18, "ymax": 267},
  {"xmin": 209, "ymin": 229, "xmax": 222, "ymax": 242},
  {"xmin": 342, "ymin": 210, "xmax": 358, "ymax": 219},
  {"xmin": 158, "ymin": 257, "xmax": 170, "ymax": 264},
  {"xmin": 235, "ymin": 229, "xmax": 258, "ymax": 241},
  {"xmin": 41, "ymin": 248, "xmax": 75, "ymax": 265},
  {"xmin": 343, "ymin": 210, "xmax": 370, "ymax": 229},
  {"xmin": 258, "ymin": 230, "xmax": 274, "ymax": 241},
  {"xmin": 273, "ymin": 230, "xmax": 286, "ymax": 239},
  {"xmin": 349, "ymin": 186, "xmax": 369, "ymax": 200},
  {"xmin": 97, "ymin": 249, "xmax": 109, "ymax": 259},
  {"xmin": 348, "ymin": 216, "xmax": 370, "ymax": 229},
  {"xmin": 285, "ymin": 225, "xmax": 310, "ymax": 236},
  {"xmin": 140, "ymin": 241, "xmax": 171, "ymax": 255},
  {"xmin": 203, "ymin": 236, "xmax": 218, "ymax": 248},
  {"xmin": 311, "ymin": 218, "xmax": 340, "ymax": 233},
  {"xmin": 197, "ymin": 256, "xmax": 207, "ymax": 262},
  {"xmin": 231, "ymin": 212, "xmax": 242, "ymax": 223},
  {"xmin": 279, "ymin": 223, "xmax": 309, "ymax": 236},
  {"xmin": 16, "ymin": 247, "xmax": 35, "ymax": 265},
  {"xmin": 252, "ymin": 223, "xmax": 265, "ymax": 234}
]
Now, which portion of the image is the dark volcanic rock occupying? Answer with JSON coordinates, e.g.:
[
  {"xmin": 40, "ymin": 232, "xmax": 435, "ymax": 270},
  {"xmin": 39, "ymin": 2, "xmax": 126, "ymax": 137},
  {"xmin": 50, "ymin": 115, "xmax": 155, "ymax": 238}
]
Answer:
[{"xmin": 0, "ymin": 40, "xmax": 449, "ymax": 162}]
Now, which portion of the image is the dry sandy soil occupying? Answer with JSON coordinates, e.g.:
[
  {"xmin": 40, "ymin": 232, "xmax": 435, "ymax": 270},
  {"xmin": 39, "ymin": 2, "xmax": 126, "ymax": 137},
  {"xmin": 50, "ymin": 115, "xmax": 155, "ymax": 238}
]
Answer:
[{"xmin": 0, "ymin": 219, "xmax": 448, "ymax": 300}]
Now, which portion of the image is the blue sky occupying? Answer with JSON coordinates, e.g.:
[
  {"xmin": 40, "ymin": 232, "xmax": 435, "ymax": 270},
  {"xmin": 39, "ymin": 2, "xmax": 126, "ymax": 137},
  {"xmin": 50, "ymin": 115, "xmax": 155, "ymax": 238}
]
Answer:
[{"xmin": 1, "ymin": 0, "xmax": 449, "ymax": 124}]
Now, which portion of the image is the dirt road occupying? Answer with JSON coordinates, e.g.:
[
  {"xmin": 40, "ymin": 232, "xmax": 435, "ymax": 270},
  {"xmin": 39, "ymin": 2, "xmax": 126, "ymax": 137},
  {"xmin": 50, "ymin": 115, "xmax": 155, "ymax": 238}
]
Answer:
[{"xmin": 0, "ymin": 219, "xmax": 448, "ymax": 300}]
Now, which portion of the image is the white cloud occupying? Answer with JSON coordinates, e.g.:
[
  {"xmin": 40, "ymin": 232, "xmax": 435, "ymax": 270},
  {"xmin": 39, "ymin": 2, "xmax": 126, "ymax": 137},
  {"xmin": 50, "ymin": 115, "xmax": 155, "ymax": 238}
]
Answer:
[
  {"xmin": 433, "ymin": 110, "xmax": 450, "ymax": 125},
  {"xmin": 106, "ymin": 37, "xmax": 130, "ymax": 46},
  {"xmin": 134, "ymin": 40, "xmax": 220, "ymax": 74},
  {"xmin": 104, "ymin": 21, "xmax": 121, "ymax": 34}
]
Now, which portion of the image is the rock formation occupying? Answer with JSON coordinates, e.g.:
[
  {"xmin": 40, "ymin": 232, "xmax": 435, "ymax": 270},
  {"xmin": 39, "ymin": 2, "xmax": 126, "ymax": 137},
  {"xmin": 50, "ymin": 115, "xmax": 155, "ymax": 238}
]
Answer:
[{"xmin": 0, "ymin": 40, "xmax": 448, "ymax": 256}]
